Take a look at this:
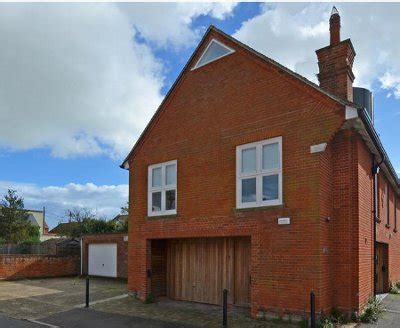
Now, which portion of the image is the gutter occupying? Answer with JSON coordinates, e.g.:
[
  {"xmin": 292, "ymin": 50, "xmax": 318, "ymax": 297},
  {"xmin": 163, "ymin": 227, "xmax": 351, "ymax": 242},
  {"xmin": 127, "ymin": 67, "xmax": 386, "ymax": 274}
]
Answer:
[{"xmin": 357, "ymin": 108, "xmax": 400, "ymax": 190}]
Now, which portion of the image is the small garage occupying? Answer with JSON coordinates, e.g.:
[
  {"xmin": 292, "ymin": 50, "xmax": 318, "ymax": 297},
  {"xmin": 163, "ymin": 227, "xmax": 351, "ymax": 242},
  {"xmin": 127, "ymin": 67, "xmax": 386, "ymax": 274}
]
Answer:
[
  {"xmin": 88, "ymin": 244, "xmax": 117, "ymax": 277},
  {"xmin": 151, "ymin": 237, "xmax": 250, "ymax": 307},
  {"xmin": 82, "ymin": 233, "xmax": 128, "ymax": 279}
]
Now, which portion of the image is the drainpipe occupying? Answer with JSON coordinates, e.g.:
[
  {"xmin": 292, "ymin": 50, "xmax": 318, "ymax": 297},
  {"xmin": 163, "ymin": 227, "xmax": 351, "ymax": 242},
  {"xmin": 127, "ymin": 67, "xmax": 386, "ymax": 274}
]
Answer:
[{"xmin": 372, "ymin": 154, "xmax": 385, "ymax": 296}]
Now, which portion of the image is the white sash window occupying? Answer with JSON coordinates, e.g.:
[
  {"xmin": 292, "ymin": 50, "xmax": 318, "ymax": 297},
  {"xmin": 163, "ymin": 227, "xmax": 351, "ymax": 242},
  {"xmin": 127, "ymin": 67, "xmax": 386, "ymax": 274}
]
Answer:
[
  {"xmin": 148, "ymin": 160, "xmax": 177, "ymax": 216},
  {"xmin": 236, "ymin": 137, "xmax": 282, "ymax": 209}
]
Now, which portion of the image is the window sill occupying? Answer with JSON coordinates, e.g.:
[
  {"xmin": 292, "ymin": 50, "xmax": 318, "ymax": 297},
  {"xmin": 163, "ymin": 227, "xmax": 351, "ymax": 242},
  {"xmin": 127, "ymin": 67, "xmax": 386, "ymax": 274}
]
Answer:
[
  {"xmin": 234, "ymin": 204, "xmax": 284, "ymax": 213},
  {"xmin": 146, "ymin": 214, "xmax": 179, "ymax": 220},
  {"xmin": 385, "ymin": 224, "xmax": 391, "ymax": 229}
]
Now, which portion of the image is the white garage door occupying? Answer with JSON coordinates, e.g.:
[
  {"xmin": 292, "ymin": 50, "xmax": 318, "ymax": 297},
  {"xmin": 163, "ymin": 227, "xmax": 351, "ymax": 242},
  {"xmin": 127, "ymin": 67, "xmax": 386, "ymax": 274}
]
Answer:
[{"xmin": 88, "ymin": 244, "xmax": 117, "ymax": 277}]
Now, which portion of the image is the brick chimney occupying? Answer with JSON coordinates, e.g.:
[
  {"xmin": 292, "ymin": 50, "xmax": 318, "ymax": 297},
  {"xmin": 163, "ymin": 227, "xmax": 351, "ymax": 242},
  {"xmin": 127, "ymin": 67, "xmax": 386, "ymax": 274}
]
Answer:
[{"xmin": 316, "ymin": 7, "xmax": 356, "ymax": 101}]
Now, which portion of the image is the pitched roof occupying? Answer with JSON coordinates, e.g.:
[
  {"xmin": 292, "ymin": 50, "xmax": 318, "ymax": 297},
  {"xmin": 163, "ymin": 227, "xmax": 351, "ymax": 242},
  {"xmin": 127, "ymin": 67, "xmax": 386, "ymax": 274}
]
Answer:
[
  {"xmin": 49, "ymin": 222, "xmax": 79, "ymax": 234},
  {"xmin": 120, "ymin": 25, "xmax": 357, "ymax": 169},
  {"xmin": 111, "ymin": 214, "xmax": 128, "ymax": 224},
  {"xmin": 119, "ymin": 25, "xmax": 399, "ymax": 192}
]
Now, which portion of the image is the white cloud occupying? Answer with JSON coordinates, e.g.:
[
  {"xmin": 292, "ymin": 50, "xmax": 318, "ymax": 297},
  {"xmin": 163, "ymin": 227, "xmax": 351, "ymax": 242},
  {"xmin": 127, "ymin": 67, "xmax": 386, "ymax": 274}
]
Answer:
[
  {"xmin": 118, "ymin": 2, "xmax": 236, "ymax": 49},
  {"xmin": 0, "ymin": 3, "xmax": 236, "ymax": 159},
  {"xmin": 0, "ymin": 180, "xmax": 128, "ymax": 228},
  {"xmin": 233, "ymin": 3, "xmax": 400, "ymax": 98},
  {"xmin": 380, "ymin": 72, "xmax": 400, "ymax": 98}
]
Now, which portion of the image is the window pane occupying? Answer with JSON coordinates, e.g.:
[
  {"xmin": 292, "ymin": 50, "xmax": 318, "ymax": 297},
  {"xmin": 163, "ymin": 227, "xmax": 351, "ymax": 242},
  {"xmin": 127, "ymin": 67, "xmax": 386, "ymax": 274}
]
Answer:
[
  {"xmin": 262, "ymin": 143, "xmax": 279, "ymax": 170},
  {"xmin": 152, "ymin": 192, "xmax": 161, "ymax": 212},
  {"xmin": 242, "ymin": 178, "xmax": 256, "ymax": 203},
  {"xmin": 196, "ymin": 41, "xmax": 231, "ymax": 67},
  {"xmin": 166, "ymin": 164, "xmax": 176, "ymax": 185},
  {"xmin": 152, "ymin": 167, "xmax": 162, "ymax": 188},
  {"xmin": 262, "ymin": 175, "xmax": 279, "ymax": 201},
  {"xmin": 241, "ymin": 147, "xmax": 256, "ymax": 173},
  {"xmin": 166, "ymin": 190, "xmax": 176, "ymax": 211}
]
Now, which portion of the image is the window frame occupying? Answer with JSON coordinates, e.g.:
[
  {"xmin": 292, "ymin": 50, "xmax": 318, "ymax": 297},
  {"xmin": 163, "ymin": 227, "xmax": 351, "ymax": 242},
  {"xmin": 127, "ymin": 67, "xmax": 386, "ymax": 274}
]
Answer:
[
  {"xmin": 191, "ymin": 39, "xmax": 235, "ymax": 71},
  {"xmin": 236, "ymin": 137, "xmax": 283, "ymax": 209},
  {"xmin": 148, "ymin": 160, "xmax": 177, "ymax": 217}
]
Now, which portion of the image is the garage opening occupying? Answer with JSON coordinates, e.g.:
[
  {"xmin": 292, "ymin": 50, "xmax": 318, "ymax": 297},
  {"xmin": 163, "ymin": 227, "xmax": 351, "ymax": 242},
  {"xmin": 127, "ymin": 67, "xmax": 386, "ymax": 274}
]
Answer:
[
  {"xmin": 151, "ymin": 237, "xmax": 250, "ymax": 307},
  {"xmin": 88, "ymin": 243, "xmax": 117, "ymax": 278}
]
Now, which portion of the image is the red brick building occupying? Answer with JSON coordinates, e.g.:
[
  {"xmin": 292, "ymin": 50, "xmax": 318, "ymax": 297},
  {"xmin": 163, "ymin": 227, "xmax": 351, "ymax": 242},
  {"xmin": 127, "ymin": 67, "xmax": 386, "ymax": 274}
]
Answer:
[{"xmin": 121, "ymin": 8, "xmax": 399, "ymax": 319}]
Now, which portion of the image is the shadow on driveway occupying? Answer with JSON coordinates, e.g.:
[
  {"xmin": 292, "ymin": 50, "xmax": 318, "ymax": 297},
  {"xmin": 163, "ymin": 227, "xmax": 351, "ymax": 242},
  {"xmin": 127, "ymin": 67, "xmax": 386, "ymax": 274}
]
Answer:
[
  {"xmin": 0, "ymin": 314, "xmax": 41, "ymax": 327},
  {"xmin": 41, "ymin": 308, "xmax": 193, "ymax": 328}
]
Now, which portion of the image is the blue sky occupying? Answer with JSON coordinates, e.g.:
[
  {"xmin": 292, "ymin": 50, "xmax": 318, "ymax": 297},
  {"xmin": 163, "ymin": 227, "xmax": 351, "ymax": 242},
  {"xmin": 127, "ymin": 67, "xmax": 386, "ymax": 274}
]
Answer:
[{"xmin": 0, "ymin": 3, "xmax": 399, "ymax": 228}]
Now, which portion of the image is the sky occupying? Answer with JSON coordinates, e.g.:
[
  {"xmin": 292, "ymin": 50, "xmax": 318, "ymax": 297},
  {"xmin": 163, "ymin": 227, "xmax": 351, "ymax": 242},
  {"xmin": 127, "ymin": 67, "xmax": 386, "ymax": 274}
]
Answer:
[{"xmin": 0, "ymin": 3, "xmax": 399, "ymax": 228}]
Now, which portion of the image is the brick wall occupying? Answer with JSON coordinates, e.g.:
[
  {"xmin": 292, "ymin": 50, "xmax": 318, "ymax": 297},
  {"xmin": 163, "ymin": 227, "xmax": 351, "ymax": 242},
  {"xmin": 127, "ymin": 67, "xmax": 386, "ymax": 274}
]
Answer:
[
  {"xmin": 82, "ymin": 233, "xmax": 128, "ymax": 278},
  {"xmin": 0, "ymin": 255, "xmax": 79, "ymax": 280},
  {"xmin": 128, "ymin": 29, "xmax": 347, "ymax": 318},
  {"xmin": 356, "ymin": 137, "xmax": 375, "ymax": 310},
  {"xmin": 376, "ymin": 173, "xmax": 400, "ymax": 285},
  {"xmin": 151, "ymin": 239, "xmax": 167, "ymax": 296}
]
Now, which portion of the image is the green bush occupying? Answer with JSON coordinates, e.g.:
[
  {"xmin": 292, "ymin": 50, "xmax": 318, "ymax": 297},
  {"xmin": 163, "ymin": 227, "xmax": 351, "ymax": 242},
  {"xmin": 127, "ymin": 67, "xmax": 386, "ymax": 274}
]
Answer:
[
  {"xmin": 359, "ymin": 297, "xmax": 384, "ymax": 323},
  {"xmin": 319, "ymin": 318, "xmax": 335, "ymax": 328},
  {"xmin": 390, "ymin": 281, "xmax": 400, "ymax": 294},
  {"xmin": 143, "ymin": 292, "xmax": 156, "ymax": 304},
  {"xmin": 318, "ymin": 308, "xmax": 344, "ymax": 328}
]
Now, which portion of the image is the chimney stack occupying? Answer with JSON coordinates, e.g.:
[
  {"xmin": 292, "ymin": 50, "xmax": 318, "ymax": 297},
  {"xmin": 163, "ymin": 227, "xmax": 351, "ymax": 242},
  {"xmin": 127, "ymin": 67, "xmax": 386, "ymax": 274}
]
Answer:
[{"xmin": 316, "ymin": 7, "xmax": 356, "ymax": 101}]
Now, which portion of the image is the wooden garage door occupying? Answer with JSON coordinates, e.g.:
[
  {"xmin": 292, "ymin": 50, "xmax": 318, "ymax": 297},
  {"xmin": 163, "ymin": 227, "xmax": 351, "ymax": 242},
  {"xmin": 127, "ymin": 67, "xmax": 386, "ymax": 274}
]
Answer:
[{"xmin": 167, "ymin": 237, "xmax": 250, "ymax": 306}]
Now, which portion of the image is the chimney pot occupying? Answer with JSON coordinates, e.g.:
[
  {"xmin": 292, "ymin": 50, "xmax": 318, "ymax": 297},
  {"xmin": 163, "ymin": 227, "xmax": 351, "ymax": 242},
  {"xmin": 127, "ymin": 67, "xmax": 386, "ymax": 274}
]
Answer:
[
  {"xmin": 316, "ymin": 7, "xmax": 356, "ymax": 101},
  {"xmin": 330, "ymin": 6, "xmax": 341, "ymax": 46}
]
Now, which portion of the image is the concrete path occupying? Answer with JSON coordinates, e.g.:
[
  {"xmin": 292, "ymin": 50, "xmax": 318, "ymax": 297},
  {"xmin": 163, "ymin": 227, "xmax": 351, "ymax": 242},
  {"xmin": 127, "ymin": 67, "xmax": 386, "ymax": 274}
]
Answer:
[{"xmin": 361, "ymin": 294, "xmax": 400, "ymax": 327}]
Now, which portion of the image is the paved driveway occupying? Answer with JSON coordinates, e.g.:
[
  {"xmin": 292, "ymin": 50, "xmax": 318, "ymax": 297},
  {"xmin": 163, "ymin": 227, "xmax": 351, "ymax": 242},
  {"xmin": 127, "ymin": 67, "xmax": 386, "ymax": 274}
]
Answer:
[
  {"xmin": 0, "ymin": 277, "xmax": 298, "ymax": 327},
  {"xmin": 361, "ymin": 294, "xmax": 400, "ymax": 327},
  {"xmin": 0, "ymin": 277, "xmax": 127, "ymax": 320},
  {"xmin": 0, "ymin": 315, "xmax": 41, "ymax": 328}
]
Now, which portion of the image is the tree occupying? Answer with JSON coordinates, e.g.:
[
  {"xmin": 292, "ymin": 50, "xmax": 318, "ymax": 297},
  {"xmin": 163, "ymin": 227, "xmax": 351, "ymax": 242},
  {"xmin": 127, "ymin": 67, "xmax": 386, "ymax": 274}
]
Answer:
[
  {"xmin": 118, "ymin": 202, "xmax": 129, "ymax": 232},
  {"xmin": 0, "ymin": 190, "xmax": 39, "ymax": 253},
  {"xmin": 60, "ymin": 208, "xmax": 118, "ymax": 238}
]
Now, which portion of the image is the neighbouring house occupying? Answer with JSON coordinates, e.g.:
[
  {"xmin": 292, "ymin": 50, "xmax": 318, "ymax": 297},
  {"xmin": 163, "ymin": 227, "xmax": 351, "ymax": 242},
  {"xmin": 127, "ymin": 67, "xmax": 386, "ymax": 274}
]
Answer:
[
  {"xmin": 121, "ymin": 8, "xmax": 400, "ymax": 319},
  {"xmin": 81, "ymin": 233, "xmax": 128, "ymax": 278},
  {"xmin": 49, "ymin": 222, "xmax": 79, "ymax": 237},
  {"xmin": 26, "ymin": 208, "xmax": 58, "ymax": 242},
  {"xmin": 111, "ymin": 214, "xmax": 128, "ymax": 227}
]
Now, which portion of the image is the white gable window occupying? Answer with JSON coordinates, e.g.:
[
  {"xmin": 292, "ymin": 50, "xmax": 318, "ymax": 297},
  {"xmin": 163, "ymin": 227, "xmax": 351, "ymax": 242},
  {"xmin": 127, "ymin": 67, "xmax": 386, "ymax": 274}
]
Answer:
[
  {"xmin": 192, "ymin": 39, "xmax": 235, "ymax": 70},
  {"xmin": 236, "ymin": 137, "xmax": 282, "ymax": 209},
  {"xmin": 148, "ymin": 160, "xmax": 177, "ymax": 217}
]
